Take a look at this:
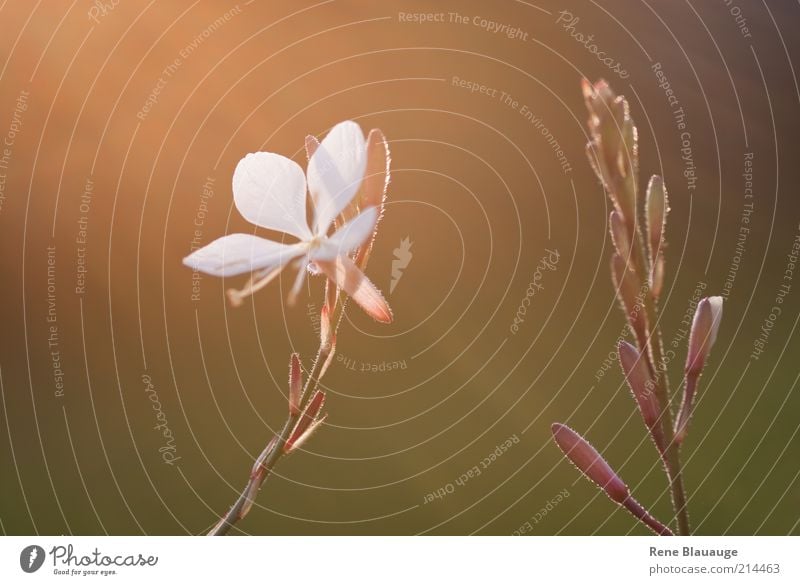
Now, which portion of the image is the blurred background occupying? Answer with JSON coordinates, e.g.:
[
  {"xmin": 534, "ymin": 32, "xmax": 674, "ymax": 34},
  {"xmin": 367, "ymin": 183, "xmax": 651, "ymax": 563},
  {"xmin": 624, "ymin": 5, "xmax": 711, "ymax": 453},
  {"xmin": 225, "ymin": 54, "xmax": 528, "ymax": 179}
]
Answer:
[{"xmin": 0, "ymin": 0, "xmax": 798, "ymax": 535}]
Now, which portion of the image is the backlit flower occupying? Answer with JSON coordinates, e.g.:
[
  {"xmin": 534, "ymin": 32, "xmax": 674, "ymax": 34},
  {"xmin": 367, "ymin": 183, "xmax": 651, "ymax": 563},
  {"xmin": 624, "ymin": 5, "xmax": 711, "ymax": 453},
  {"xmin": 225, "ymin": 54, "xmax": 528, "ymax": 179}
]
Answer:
[{"xmin": 183, "ymin": 121, "xmax": 392, "ymax": 323}]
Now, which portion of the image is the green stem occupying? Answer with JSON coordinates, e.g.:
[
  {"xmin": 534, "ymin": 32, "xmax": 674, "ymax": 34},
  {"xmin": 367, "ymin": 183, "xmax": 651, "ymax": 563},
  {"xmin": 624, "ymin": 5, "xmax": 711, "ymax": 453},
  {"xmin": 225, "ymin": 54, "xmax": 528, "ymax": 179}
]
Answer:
[
  {"xmin": 628, "ymin": 210, "xmax": 691, "ymax": 536},
  {"xmin": 207, "ymin": 298, "xmax": 349, "ymax": 536}
]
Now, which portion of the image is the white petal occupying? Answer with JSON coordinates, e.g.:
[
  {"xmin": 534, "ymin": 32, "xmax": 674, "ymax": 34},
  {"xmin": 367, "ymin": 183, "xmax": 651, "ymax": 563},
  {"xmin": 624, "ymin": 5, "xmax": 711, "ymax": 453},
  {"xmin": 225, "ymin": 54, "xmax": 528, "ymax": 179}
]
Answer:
[
  {"xmin": 307, "ymin": 121, "xmax": 367, "ymax": 235},
  {"xmin": 182, "ymin": 234, "xmax": 305, "ymax": 277},
  {"xmin": 233, "ymin": 152, "xmax": 312, "ymax": 239},
  {"xmin": 309, "ymin": 207, "xmax": 377, "ymax": 261}
]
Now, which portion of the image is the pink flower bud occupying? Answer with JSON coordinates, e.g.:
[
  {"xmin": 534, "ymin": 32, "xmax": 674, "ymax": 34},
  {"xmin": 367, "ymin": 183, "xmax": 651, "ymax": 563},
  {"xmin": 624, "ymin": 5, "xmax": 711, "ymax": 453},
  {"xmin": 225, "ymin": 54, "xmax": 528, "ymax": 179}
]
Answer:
[
  {"xmin": 676, "ymin": 296, "xmax": 723, "ymax": 444},
  {"xmin": 685, "ymin": 297, "xmax": 723, "ymax": 376},
  {"xmin": 551, "ymin": 423, "xmax": 629, "ymax": 504},
  {"xmin": 646, "ymin": 175, "xmax": 668, "ymax": 265},
  {"xmin": 618, "ymin": 342, "xmax": 666, "ymax": 454},
  {"xmin": 618, "ymin": 342, "xmax": 659, "ymax": 428}
]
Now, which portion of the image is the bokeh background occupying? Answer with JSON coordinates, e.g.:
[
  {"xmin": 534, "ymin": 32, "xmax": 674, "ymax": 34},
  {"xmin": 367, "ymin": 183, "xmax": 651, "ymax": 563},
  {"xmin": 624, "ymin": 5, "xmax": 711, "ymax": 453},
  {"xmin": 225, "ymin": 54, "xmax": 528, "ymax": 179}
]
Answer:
[{"xmin": 0, "ymin": 0, "xmax": 798, "ymax": 535}]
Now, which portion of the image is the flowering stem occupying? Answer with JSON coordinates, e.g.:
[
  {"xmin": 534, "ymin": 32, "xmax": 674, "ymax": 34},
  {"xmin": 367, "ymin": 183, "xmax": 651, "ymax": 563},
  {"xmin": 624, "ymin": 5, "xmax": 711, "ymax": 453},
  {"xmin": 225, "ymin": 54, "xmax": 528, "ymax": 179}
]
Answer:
[
  {"xmin": 628, "ymin": 220, "xmax": 691, "ymax": 535},
  {"xmin": 207, "ymin": 300, "xmax": 347, "ymax": 536}
]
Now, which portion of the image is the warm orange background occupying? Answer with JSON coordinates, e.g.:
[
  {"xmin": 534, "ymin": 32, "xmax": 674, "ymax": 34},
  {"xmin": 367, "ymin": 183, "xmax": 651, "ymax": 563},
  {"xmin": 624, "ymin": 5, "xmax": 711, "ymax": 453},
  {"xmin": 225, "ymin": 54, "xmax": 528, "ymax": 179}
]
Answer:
[{"xmin": 0, "ymin": 0, "xmax": 798, "ymax": 535}]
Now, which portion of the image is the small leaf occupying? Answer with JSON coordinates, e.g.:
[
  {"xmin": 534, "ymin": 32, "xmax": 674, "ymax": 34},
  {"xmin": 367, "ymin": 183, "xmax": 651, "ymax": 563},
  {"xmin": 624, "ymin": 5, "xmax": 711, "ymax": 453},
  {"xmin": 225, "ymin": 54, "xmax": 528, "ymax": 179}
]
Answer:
[{"xmin": 285, "ymin": 391, "xmax": 326, "ymax": 453}]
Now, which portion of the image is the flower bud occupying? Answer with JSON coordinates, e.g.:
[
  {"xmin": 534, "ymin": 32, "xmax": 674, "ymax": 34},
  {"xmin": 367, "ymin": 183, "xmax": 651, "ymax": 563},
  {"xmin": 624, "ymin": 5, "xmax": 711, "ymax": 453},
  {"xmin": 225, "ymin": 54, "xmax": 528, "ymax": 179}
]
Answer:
[
  {"xmin": 685, "ymin": 297, "xmax": 723, "ymax": 377},
  {"xmin": 646, "ymin": 175, "xmax": 667, "ymax": 264},
  {"xmin": 675, "ymin": 296, "xmax": 723, "ymax": 444},
  {"xmin": 551, "ymin": 423, "xmax": 629, "ymax": 504},
  {"xmin": 618, "ymin": 342, "xmax": 659, "ymax": 428}
]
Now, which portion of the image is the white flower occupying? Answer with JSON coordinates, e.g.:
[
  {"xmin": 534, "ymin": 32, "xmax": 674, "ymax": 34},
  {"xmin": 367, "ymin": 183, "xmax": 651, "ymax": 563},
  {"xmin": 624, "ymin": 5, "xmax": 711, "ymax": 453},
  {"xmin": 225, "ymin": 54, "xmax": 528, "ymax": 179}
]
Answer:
[{"xmin": 183, "ymin": 121, "xmax": 392, "ymax": 323}]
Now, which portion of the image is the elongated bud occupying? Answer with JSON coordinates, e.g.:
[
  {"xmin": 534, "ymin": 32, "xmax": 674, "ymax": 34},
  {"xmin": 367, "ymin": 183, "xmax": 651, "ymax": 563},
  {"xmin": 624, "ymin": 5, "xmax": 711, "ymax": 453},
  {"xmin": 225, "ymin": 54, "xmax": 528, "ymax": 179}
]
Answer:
[
  {"xmin": 583, "ymin": 79, "xmax": 637, "ymax": 230},
  {"xmin": 685, "ymin": 297, "xmax": 723, "ymax": 377},
  {"xmin": 551, "ymin": 423, "xmax": 673, "ymax": 535},
  {"xmin": 285, "ymin": 391, "xmax": 326, "ymax": 453},
  {"xmin": 620, "ymin": 117, "xmax": 638, "ymax": 183},
  {"xmin": 551, "ymin": 423, "xmax": 629, "ymax": 504},
  {"xmin": 618, "ymin": 342, "xmax": 666, "ymax": 454},
  {"xmin": 611, "ymin": 254, "xmax": 648, "ymax": 350},
  {"xmin": 676, "ymin": 296, "xmax": 723, "ymax": 443},
  {"xmin": 619, "ymin": 117, "xmax": 639, "ymax": 231},
  {"xmin": 288, "ymin": 354, "xmax": 302, "ymax": 416},
  {"xmin": 618, "ymin": 342, "xmax": 659, "ymax": 427},
  {"xmin": 609, "ymin": 211, "xmax": 630, "ymax": 260},
  {"xmin": 646, "ymin": 176, "xmax": 668, "ymax": 265}
]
